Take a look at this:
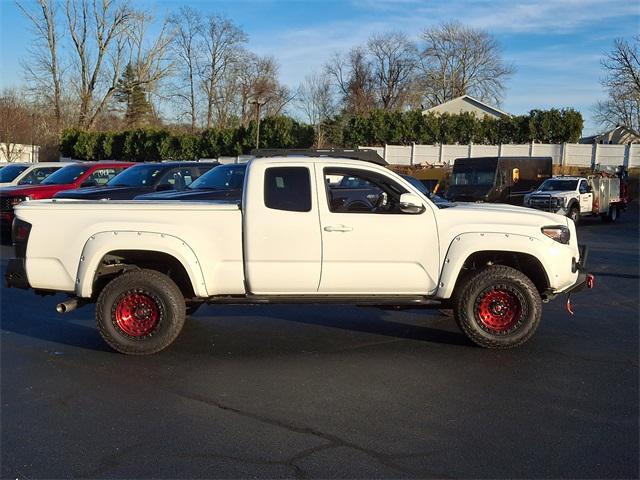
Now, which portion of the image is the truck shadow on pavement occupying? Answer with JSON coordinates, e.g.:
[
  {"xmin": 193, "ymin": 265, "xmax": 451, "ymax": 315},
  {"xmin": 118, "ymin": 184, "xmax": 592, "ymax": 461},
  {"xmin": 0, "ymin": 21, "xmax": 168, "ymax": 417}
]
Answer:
[
  {"xmin": 1, "ymin": 301, "xmax": 470, "ymax": 355},
  {"xmin": 177, "ymin": 304, "xmax": 472, "ymax": 354},
  {"xmin": 0, "ymin": 304, "xmax": 112, "ymax": 353}
]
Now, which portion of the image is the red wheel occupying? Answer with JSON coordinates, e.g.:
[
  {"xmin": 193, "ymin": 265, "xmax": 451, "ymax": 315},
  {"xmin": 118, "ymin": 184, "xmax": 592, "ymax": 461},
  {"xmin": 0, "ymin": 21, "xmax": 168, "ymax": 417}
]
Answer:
[
  {"xmin": 114, "ymin": 291, "xmax": 161, "ymax": 337},
  {"xmin": 96, "ymin": 270, "xmax": 186, "ymax": 354},
  {"xmin": 475, "ymin": 288, "xmax": 522, "ymax": 334},
  {"xmin": 453, "ymin": 266, "xmax": 542, "ymax": 349}
]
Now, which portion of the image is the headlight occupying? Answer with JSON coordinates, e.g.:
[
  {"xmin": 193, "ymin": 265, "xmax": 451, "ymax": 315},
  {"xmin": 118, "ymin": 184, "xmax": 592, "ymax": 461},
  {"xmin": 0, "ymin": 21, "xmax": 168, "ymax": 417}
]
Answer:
[{"xmin": 541, "ymin": 225, "xmax": 570, "ymax": 244}]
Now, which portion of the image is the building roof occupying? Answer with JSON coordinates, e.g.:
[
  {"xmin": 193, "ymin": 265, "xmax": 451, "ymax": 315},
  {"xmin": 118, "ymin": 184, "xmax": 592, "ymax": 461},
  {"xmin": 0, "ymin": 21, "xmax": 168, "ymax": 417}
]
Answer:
[
  {"xmin": 422, "ymin": 94, "xmax": 511, "ymax": 119},
  {"xmin": 579, "ymin": 125, "xmax": 640, "ymax": 144}
]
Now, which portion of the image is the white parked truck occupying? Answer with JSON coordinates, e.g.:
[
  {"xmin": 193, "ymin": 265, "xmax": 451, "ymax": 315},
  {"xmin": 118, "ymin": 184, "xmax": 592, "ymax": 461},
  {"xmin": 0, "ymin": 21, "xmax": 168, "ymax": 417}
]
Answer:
[
  {"xmin": 524, "ymin": 174, "xmax": 627, "ymax": 223},
  {"xmin": 6, "ymin": 151, "xmax": 593, "ymax": 354}
]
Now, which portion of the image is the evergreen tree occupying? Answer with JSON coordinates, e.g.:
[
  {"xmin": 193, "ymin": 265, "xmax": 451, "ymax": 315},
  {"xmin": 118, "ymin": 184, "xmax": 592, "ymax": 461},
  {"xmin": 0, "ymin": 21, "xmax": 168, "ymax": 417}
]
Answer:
[{"xmin": 114, "ymin": 63, "xmax": 152, "ymax": 128}]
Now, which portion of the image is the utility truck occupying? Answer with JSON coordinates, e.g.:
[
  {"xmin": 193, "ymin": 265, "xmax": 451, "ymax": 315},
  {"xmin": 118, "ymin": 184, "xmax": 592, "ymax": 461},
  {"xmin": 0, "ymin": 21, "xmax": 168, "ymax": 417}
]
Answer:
[
  {"xmin": 6, "ymin": 150, "xmax": 593, "ymax": 354},
  {"xmin": 524, "ymin": 170, "xmax": 628, "ymax": 223}
]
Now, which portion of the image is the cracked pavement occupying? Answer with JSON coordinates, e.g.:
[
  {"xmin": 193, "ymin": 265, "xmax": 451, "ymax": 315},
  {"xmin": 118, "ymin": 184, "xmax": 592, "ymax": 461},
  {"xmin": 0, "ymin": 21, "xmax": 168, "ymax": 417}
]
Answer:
[{"xmin": 1, "ymin": 205, "xmax": 638, "ymax": 478}]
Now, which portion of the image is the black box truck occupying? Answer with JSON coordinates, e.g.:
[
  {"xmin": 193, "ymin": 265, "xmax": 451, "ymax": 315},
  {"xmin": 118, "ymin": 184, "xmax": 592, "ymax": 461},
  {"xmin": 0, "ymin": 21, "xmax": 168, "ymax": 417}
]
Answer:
[{"xmin": 444, "ymin": 156, "xmax": 552, "ymax": 205}]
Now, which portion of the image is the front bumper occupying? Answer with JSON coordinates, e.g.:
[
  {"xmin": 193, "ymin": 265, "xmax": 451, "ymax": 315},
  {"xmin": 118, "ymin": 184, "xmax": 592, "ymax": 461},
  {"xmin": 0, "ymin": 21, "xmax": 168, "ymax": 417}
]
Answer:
[
  {"xmin": 5, "ymin": 258, "xmax": 29, "ymax": 289},
  {"xmin": 564, "ymin": 270, "xmax": 595, "ymax": 295},
  {"xmin": 563, "ymin": 244, "xmax": 593, "ymax": 294}
]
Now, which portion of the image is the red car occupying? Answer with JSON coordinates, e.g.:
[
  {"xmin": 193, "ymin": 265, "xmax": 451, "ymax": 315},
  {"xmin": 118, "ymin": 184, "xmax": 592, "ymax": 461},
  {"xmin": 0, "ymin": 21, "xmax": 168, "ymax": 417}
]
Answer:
[{"xmin": 0, "ymin": 162, "xmax": 133, "ymax": 232}]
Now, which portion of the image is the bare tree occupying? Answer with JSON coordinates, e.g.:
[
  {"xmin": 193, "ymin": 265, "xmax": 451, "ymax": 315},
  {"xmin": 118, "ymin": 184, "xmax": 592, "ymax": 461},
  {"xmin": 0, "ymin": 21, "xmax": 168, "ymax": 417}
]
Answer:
[
  {"xmin": 199, "ymin": 14, "xmax": 247, "ymax": 129},
  {"xmin": 238, "ymin": 54, "xmax": 294, "ymax": 126},
  {"xmin": 125, "ymin": 11, "xmax": 174, "ymax": 114},
  {"xmin": 168, "ymin": 7, "xmax": 203, "ymax": 131},
  {"xmin": 418, "ymin": 21, "xmax": 515, "ymax": 107},
  {"xmin": 0, "ymin": 89, "xmax": 36, "ymax": 161},
  {"xmin": 296, "ymin": 72, "xmax": 335, "ymax": 147},
  {"xmin": 65, "ymin": 0, "xmax": 134, "ymax": 128},
  {"xmin": 325, "ymin": 47, "xmax": 375, "ymax": 115},
  {"xmin": 368, "ymin": 32, "xmax": 418, "ymax": 110},
  {"xmin": 594, "ymin": 36, "xmax": 640, "ymax": 132},
  {"xmin": 17, "ymin": 0, "xmax": 63, "ymax": 132}
]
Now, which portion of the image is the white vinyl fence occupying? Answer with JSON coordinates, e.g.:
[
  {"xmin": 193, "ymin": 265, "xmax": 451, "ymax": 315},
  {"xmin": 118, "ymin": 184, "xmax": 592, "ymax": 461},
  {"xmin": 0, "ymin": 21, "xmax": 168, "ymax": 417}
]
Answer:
[
  {"xmin": 0, "ymin": 143, "xmax": 40, "ymax": 163},
  {"xmin": 361, "ymin": 143, "xmax": 640, "ymax": 168}
]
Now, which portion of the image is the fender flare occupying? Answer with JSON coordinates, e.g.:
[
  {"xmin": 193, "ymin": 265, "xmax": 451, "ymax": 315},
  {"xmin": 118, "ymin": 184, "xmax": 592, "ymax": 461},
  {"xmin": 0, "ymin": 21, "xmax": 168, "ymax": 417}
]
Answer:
[
  {"xmin": 436, "ymin": 232, "xmax": 553, "ymax": 299},
  {"xmin": 75, "ymin": 230, "xmax": 208, "ymax": 298}
]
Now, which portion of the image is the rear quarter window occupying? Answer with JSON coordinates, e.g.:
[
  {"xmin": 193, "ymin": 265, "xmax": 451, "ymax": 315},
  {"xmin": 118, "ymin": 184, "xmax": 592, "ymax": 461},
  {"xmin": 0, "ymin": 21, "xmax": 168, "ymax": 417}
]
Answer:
[{"xmin": 264, "ymin": 167, "xmax": 312, "ymax": 212}]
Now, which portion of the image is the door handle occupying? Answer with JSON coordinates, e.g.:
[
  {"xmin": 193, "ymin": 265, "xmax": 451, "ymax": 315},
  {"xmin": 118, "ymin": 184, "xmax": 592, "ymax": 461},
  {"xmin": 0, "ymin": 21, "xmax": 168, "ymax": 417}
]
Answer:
[{"xmin": 324, "ymin": 225, "xmax": 353, "ymax": 232}]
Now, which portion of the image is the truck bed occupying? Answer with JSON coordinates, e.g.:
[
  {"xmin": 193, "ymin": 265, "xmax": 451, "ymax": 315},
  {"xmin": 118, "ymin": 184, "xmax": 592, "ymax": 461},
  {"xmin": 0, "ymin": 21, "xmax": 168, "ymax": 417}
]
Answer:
[{"xmin": 14, "ymin": 199, "xmax": 245, "ymax": 297}]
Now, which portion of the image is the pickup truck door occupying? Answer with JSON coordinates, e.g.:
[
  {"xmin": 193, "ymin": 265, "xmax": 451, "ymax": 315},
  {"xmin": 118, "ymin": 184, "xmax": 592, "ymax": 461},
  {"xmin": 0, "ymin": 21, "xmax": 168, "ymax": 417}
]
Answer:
[
  {"xmin": 578, "ymin": 180, "xmax": 593, "ymax": 213},
  {"xmin": 316, "ymin": 166, "xmax": 439, "ymax": 295},
  {"xmin": 243, "ymin": 163, "xmax": 322, "ymax": 294}
]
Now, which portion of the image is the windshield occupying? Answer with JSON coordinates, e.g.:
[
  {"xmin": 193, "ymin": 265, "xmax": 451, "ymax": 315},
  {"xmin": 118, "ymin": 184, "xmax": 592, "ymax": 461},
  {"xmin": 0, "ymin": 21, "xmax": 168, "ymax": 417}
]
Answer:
[
  {"xmin": 189, "ymin": 164, "xmax": 246, "ymax": 190},
  {"xmin": 41, "ymin": 164, "xmax": 90, "ymax": 185},
  {"xmin": 109, "ymin": 164, "xmax": 164, "ymax": 187},
  {"xmin": 451, "ymin": 167, "xmax": 496, "ymax": 186},
  {"xmin": 0, "ymin": 165, "xmax": 29, "ymax": 183},
  {"xmin": 538, "ymin": 179, "xmax": 578, "ymax": 191}
]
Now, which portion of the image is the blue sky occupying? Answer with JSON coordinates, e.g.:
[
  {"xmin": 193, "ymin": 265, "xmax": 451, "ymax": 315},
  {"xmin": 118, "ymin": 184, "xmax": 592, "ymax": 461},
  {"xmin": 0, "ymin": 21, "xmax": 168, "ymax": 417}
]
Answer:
[{"xmin": 1, "ymin": 0, "xmax": 639, "ymax": 134}]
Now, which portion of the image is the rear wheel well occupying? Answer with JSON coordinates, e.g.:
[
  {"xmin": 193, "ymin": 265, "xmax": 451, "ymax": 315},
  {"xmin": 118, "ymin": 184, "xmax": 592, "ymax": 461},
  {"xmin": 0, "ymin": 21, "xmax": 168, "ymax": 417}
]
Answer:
[
  {"xmin": 92, "ymin": 250, "xmax": 195, "ymax": 300},
  {"xmin": 452, "ymin": 251, "xmax": 549, "ymax": 297}
]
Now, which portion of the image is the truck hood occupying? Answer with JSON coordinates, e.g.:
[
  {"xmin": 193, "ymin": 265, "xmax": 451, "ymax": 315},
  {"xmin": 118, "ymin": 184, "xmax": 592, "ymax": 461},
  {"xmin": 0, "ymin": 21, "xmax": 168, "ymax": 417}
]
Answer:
[
  {"xmin": 438, "ymin": 202, "xmax": 568, "ymax": 232},
  {"xmin": 528, "ymin": 190, "xmax": 575, "ymax": 197},
  {"xmin": 55, "ymin": 185, "xmax": 155, "ymax": 200},
  {"xmin": 0, "ymin": 183, "xmax": 75, "ymax": 199}
]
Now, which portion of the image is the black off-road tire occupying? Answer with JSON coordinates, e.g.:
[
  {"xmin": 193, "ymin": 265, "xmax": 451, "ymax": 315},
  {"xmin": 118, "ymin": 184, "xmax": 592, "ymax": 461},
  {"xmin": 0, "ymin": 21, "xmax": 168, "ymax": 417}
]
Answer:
[
  {"xmin": 453, "ymin": 265, "xmax": 542, "ymax": 349},
  {"xmin": 96, "ymin": 269, "xmax": 186, "ymax": 355},
  {"xmin": 568, "ymin": 205, "xmax": 580, "ymax": 224}
]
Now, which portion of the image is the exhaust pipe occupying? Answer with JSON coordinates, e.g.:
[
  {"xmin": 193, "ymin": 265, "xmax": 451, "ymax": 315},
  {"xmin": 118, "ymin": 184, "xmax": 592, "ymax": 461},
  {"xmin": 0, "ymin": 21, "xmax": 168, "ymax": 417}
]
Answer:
[{"xmin": 56, "ymin": 297, "xmax": 82, "ymax": 314}]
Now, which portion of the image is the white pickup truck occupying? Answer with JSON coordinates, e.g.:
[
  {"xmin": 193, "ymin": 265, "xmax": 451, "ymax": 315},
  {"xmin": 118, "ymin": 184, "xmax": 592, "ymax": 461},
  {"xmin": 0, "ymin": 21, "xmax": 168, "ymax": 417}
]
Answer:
[
  {"xmin": 524, "ymin": 175, "xmax": 626, "ymax": 223},
  {"xmin": 6, "ymin": 152, "xmax": 593, "ymax": 354}
]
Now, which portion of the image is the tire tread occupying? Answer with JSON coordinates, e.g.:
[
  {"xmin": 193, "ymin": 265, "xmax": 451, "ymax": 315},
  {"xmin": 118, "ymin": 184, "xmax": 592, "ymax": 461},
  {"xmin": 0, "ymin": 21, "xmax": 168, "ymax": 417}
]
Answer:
[
  {"xmin": 96, "ymin": 269, "xmax": 186, "ymax": 355},
  {"xmin": 454, "ymin": 265, "xmax": 542, "ymax": 349}
]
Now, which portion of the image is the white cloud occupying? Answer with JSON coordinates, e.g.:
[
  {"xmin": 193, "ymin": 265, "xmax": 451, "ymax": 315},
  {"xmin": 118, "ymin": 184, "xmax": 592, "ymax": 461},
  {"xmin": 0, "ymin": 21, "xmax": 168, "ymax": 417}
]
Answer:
[
  {"xmin": 248, "ymin": 18, "xmax": 407, "ymax": 86},
  {"xmin": 350, "ymin": 0, "xmax": 639, "ymax": 33}
]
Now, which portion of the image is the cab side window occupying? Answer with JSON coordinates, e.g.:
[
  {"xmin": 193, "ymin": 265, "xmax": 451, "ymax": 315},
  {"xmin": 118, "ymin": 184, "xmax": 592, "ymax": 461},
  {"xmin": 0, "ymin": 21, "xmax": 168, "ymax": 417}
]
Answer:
[
  {"xmin": 18, "ymin": 167, "xmax": 59, "ymax": 185},
  {"xmin": 159, "ymin": 167, "xmax": 197, "ymax": 190},
  {"xmin": 579, "ymin": 180, "xmax": 589, "ymax": 194},
  {"xmin": 264, "ymin": 167, "xmax": 311, "ymax": 212},
  {"xmin": 324, "ymin": 168, "xmax": 408, "ymax": 214},
  {"xmin": 84, "ymin": 168, "xmax": 120, "ymax": 186}
]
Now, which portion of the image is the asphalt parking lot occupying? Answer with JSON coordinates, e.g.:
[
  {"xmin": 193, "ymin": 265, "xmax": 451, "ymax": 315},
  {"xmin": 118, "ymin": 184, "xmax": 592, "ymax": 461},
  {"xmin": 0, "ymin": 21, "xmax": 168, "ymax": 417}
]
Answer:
[{"xmin": 1, "ymin": 207, "xmax": 638, "ymax": 479}]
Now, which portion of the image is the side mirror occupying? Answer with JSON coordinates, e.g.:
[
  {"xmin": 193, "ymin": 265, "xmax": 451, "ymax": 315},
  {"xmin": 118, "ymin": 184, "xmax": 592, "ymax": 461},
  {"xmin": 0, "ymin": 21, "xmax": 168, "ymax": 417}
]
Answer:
[
  {"xmin": 80, "ymin": 180, "xmax": 96, "ymax": 188},
  {"xmin": 586, "ymin": 185, "xmax": 593, "ymax": 193},
  {"xmin": 399, "ymin": 193, "xmax": 425, "ymax": 214},
  {"xmin": 512, "ymin": 168, "xmax": 520, "ymax": 184}
]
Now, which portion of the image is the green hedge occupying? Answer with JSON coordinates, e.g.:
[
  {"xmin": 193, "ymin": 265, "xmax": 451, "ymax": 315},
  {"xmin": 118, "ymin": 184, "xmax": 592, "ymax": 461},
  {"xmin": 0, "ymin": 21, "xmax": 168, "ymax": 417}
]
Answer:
[
  {"xmin": 339, "ymin": 108, "xmax": 583, "ymax": 147},
  {"xmin": 60, "ymin": 109, "xmax": 583, "ymax": 161},
  {"xmin": 59, "ymin": 116, "xmax": 315, "ymax": 161}
]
